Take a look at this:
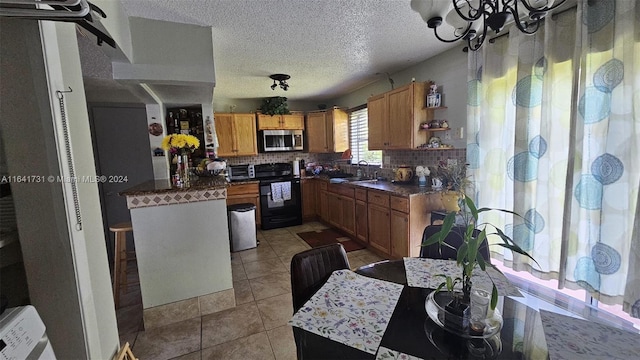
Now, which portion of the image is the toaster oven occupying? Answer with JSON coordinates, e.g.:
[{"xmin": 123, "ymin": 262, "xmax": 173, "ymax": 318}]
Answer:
[{"xmin": 228, "ymin": 164, "xmax": 255, "ymax": 181}]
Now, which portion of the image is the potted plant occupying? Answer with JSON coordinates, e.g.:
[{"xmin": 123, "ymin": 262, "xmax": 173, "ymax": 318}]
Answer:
[
  {"xmin": 423, "ymin": 195, "xmax": 538, "ymax": 335},
  {"xmin": 432, "ymin": 161, "xmax": 471, "ymax": 212},
  {"xmin": 259, "ymin": 96, "xmax": 291, "ymax": 116}
]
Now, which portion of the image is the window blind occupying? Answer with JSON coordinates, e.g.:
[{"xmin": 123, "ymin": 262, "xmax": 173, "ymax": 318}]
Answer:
[{"xmin": 349, "ymin": 108, "xmax": 381, "ymax": 164}]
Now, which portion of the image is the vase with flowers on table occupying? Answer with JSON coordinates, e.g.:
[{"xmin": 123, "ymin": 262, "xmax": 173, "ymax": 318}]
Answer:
[{"xmin": 161, "ymin": 134, "xmax": 200, "ymax": 188}]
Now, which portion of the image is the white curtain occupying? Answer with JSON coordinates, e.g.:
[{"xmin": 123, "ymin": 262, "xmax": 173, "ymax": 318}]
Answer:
[{"xmin": 467, "ymin": 0, "xmax": 640, "ymax": 318}]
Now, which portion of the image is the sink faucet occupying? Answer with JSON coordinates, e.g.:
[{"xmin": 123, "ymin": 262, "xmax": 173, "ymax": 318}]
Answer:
[{"xmin": 357, "ymin": 160, "xmax": 369, "ymax": 178}]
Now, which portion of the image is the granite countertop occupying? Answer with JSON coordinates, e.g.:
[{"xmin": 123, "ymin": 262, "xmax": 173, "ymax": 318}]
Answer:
[
  {"xmin": 120, "ymin": 176, "xmax": 228, "ymax": 196},
  {"xmin": 309, "ymin": 176, "xmax": 439, "ymax": 197},
  {"xmin": 228, "ymin": 179, "xmax": 260, "ymax": 186},
  {"xmin": 350, "ymin": 181, "xmax": 438, "ymax": 197}
]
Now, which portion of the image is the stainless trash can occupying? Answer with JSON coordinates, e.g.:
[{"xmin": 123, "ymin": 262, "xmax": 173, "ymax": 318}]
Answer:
[{"xmin": 227, "ymin": 203, "xmax": 257, "ymax": 252}]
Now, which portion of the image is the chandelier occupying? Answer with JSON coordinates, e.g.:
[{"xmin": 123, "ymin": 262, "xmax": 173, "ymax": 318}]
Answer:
[
  {"xmin": 411, "ymin": 0, "xmax": 566, "ymax": 51},
  {"xmin": 269, "ymin": 74, "xmax": 290, "ymax": 91}
]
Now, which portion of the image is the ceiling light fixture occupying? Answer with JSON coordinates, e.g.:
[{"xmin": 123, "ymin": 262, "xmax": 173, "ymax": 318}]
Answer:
[
  {"xmin": 269, "ymin": 74, "xmax": 290, "ymax": 91},
  {"xmin": 411, "ymin": 0, "xmax": 566, "ymax": 51}
]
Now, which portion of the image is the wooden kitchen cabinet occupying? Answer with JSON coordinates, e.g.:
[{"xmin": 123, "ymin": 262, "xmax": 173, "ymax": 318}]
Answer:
[
  {"xmin": 302, "ymin": 178, "xmax": 316, "ymax": 220},
  {"xmin": 341, "ymin": 195, "xmax": 356, "ymax": 237},
  {"xmin": 306, "ymin": 108, "xmax": 348, "ymax": 153},
  {"xmin": 368, "ymin": 203, "xmax": 390, "ymax": 254},
  {"xmin": 360, "ymin": 190, "xmax": 432, "ymax": 258},
  {"xmin": 215, "ymin": 113, "xmax": 257, "ymax": 157},
  {"xmin": 226, "ymin": 183, "xmax": 260, "ymax": 226},
  {"xmin": 367, "ymin": 94, "xmax": 386, "ymax": 150},
  {"xmin": 390, "ymin": 210, "xmax": 409, "ymax": 258},
  {"xmin": 325, "ymin": 184, "xmax": 356, "ymax": 238},
  {"xmin": 355, "ymin": 199, "xmax": 368, "ymax": 244},
  {"xmin": 355, "ymin": 188, "xmax": 368, "ymax": 244},
  {"xmin": 327, "ymin": 192, "xmax": 341, "ymax": 228},
  {"xmin": 367, "ymin": 82, "xmax": 428, "ymax": 150},
  {"xmin": 317, "ymin": 181, "xmax": 329, "ymax": 222},
  {"xmin": 257, "ymin": 113, "xmax": 305, "ymax": 130}
]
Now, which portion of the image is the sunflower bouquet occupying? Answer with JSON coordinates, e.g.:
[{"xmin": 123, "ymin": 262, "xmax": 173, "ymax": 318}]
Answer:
[{"xmin": 161, "ymin": 134, "xmax": 200, "ymax": 154}]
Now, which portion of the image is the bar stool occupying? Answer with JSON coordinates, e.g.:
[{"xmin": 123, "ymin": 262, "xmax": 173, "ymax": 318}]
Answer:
[{"xmin": 109, "ymin": 221, "xmax": 135, "ymax": 308}]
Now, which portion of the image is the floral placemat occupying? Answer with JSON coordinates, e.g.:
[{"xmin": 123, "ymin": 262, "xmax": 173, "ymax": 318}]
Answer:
[
  {"xmin": 376, "ymin": 346, "xmax": 423, "ymax": 360},
  {"xmin": 289, "ymin": 269, "xmax": 404, "ymax": 354},
  {"xmin": 539, "ymin": 309, "xmax": 640, "ymax": 360},
  {"xmin": 403, "ymin": 258, "xmax": 522, "ymax": 296}
]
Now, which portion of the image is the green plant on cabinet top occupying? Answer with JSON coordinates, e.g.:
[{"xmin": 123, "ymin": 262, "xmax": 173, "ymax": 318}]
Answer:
[{"xmin": 260, "ymin": 96, "xmax": 290, "ymax": 115}]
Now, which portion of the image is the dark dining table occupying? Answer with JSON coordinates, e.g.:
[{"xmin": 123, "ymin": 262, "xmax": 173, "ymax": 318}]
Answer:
[{"xmin": 292, "ymin": 259, "xmax": 639, "ymax": 359}]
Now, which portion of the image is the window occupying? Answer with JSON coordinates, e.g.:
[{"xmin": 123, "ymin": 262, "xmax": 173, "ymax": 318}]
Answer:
[{"xmin": 349, "ymin": 107, "xmax": 381, "ymax": 164}]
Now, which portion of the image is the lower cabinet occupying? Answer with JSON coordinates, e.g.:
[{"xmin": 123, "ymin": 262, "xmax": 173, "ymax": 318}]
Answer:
[
  {"xmin": 355, "ymin": 200, "xmax": 368, "ymax": 244},
  {"xmin": 355, "ymin": 189, "xmax": 368, "ymax": 244},
  {"xmin": 368, "ymin": 203, "xmax": 390, "ymax": 254},
  {"xmin": 302, "ymin": 178, "xmax": 316, "ymax": 220},
  {"xmin": 341, "ymin": 196, "xmax": 356, "ymax": 238},
  {"xmin": 327, "ymin": 192, "xmax": 341, "ymax": 228},
  {"xmin": 318, "ymin": 182, "xmax": 328, "ymax": 222},
  {"xmin": 365, "ymin": 190, "xmax": 433, "ymax": 258},
  {"xmin": 303, "ymin": 180, "xmax": 434, "ymax": 258},
  {"xmin": 390, "ymin": 210, "xmax": 409, "ymax": 258},
  {"xmin": 226, "ymin": 183, "xmax": 260, "ymax": 226},
  {"xmin": 326, "ymin": 184, "xmax": 356, "ymax": 238}
]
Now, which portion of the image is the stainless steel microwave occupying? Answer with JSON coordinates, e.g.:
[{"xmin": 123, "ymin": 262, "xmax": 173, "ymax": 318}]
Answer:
[{"xmin": 259, "ymin": 130, "xmax": 303, "ymax": 152}]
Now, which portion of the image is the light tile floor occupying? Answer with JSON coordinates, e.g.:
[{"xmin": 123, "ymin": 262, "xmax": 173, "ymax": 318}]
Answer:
[{"xmin": 116, "ymin": 221, "xmax": 387, "ymax": 360}]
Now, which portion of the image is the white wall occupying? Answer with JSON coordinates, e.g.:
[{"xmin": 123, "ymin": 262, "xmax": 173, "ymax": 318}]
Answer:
[
  {"xmin": 0, "ymin": 19, "xmax": 119, "ymax": 359},
  {"xmin": 145, "ymin": 103, "xmax": 171, "ymax": 179},
  {"xmin": 114, "ymin": 17, "xmax": 215, "ymax": 87},
  {"xmin": 330, "ymin": 45, "xmax": 469, "ymax": 149},
  {"xmin": 40, "ymin": 21, "xmax": 121, "ymax": 359},
  {"xmin": 91, "ymin": 0, "xmax": 134, "ymax": 62}
]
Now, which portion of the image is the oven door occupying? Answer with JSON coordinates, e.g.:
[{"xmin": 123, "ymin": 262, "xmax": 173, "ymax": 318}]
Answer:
[{"xmin": 259, "ymin": 178, "xmax": 302, "ymax": 229}]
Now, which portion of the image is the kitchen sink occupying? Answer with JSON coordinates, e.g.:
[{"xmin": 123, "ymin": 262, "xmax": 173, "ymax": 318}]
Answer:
[{"xmin": 348, "ymin": 178, "xmax": 379, "ymax": 183}]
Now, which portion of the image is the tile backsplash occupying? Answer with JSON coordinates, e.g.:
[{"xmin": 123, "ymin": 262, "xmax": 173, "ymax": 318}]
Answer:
[
  {"xmin": 225, "ymin": 152, "xmax": 339, "ymax": 167},
  {"xmin": 225, "ymin": 148, "xmax": 466, "ymax": 181}
]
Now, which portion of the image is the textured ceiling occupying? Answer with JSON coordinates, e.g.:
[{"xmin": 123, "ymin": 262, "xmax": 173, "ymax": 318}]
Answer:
[{"xmin": 118, "ymin": 0, "xmax": 457, "ymax": 104}]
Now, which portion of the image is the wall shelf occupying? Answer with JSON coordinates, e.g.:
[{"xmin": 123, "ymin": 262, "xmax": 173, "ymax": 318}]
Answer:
[{"xmin": 425, "ymin": 106, "xmax": 447, "ymax": 111}]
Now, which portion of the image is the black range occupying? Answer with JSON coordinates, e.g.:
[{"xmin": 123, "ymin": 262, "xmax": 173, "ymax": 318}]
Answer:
[{"xmin": 254, "ymin": 163, "xmax": 302, "ymax": 230}]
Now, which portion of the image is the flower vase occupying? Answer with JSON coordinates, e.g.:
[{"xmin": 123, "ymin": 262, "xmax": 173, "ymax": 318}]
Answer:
[
  {"xmin": 419, "ymin": 175, "xmax": 427, "ymax": 187},
  {"xmin": 173, "ymin": 153, "xmax": 191, "ymax": 188},
  {"xmin": 444, "ymin": 295, "xmax": 470, "ymax": 334},
  {"xmin": 441, "ymin": 191, "xmax": 461, "ymax": 212}
]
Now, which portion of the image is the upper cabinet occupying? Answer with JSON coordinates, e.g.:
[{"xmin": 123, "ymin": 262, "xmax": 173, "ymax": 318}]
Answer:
[
  {"xmin": 257, "ymin": 112, "xmax": 305, "ymax": 130},
  {"xmin": 367, "ymin": 82, "xmax": 429, "ymax": 150},
  {"xmin": 306, "ymin": 108, "xmax": 349, "ymax": 153},
  {"xmin": 215, "ymin": 113, "xmax": 258, "ymax": 157}
]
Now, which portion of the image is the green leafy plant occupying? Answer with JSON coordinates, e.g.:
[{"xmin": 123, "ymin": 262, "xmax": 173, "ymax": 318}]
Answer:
[
  {"xmin": 433, "ymin": 161, "xmax": 471, "ymax": 193},
  {"xmin": 260, "ymin": 96, "xmax": 291, "ymax": 115},
  {"xmin": 423, "ymin": 196, "xmax": 538, "ymax": 310}
]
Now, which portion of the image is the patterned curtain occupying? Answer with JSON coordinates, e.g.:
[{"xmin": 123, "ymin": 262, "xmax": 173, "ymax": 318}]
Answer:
[{"xmin": 467, "ymin": 0, "xmax": 640, "ymax": 318}]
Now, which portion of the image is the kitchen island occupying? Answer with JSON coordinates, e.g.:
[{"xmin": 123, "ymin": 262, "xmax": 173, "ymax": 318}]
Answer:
[{"xmin": 120, "ymin": 176, "xmax": 234, "ymax": 328}]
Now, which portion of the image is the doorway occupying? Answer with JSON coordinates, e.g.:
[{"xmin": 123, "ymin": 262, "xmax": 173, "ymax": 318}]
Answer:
[{"xmin": 89, "ymin": 104, "xmax": 154, "ymax": 267}]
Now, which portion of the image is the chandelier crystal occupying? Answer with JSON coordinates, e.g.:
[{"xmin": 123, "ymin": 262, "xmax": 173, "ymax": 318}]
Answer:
[{"xmin": 411, "ymin": 0, "xmax": 566, "ymax": 51}]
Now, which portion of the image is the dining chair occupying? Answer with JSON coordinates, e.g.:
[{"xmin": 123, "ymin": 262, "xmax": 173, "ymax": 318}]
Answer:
[
  {"xmin": 420, "ymin": 225, "xmax": 490, "ymax": 261},
  {"xmin": 290, "ymin": 243, "xmax": 350, "ymax": 360},
  {"xmin": 290, "ymin": 243, "xmax": 351, "ymax": 312}
]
